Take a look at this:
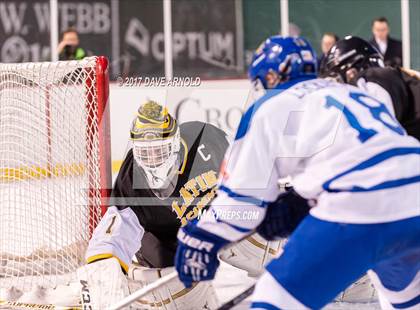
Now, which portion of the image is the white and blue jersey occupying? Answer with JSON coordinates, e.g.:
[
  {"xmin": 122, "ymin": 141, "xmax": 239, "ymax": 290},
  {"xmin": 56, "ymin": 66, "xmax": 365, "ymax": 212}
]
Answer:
[{"xmin": 198, "ymin": 77, "xmax": 420, "ymax": 242}]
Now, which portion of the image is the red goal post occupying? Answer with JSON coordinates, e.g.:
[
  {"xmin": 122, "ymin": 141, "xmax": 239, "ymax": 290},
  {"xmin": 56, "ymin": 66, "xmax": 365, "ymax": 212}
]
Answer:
[{"xmin": 89, "ymin": 56, "xmax": 112, "ymax": 227}]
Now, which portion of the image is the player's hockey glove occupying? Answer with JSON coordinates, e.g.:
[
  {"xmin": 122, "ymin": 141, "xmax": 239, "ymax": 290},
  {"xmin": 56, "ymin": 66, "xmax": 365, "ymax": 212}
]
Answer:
[
  {"xmin": 175, "ymin": 221, "xmax": 229, "ymax": 288},
  {"xmin": 256, "ymin": 188, "xmax": 311, "ymax": 240}
]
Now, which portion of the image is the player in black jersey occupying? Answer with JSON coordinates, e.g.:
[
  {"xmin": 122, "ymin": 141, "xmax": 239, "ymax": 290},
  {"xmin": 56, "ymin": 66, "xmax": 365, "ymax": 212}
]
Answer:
[
  {"xmin": 320, "ymin": 36, "xmax": 420, "ymax": 140},
  {"xmin": 111, "ymin": 102, "xmax": 228, "ymax": 267},
  {"xmin": 85, "ymin": 101, "xmax": 228, "ymax": 309}
]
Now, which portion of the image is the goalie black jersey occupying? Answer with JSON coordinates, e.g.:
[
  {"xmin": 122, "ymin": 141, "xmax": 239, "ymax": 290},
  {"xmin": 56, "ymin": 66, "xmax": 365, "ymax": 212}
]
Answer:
[{"xmin": 109, "ymin": 121, "xmax": 229, "ymax": 267}]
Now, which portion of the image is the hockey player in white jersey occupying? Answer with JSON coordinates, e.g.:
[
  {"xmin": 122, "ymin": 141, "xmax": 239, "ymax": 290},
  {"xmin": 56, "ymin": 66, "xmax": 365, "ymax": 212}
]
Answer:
[{"xmin": 174, "ymin": 36, "xmax": 420, "ymax": 309}]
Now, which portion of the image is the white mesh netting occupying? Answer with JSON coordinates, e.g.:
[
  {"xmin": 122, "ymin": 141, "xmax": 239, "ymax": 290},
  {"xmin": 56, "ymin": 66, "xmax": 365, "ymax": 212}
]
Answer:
[{"xmin": 0, "ymin": 57, "xmax": 109, "ymax": 294}]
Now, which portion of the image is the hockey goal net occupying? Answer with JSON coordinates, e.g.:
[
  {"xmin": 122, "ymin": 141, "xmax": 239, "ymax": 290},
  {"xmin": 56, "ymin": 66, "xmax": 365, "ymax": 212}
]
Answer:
[{"xmin": 0, "ymin": 57, "xmax": 111, "ymax": 295}]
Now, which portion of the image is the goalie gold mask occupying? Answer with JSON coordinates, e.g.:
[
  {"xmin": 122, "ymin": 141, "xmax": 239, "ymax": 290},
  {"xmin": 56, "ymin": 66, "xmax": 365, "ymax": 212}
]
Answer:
[{"xmin": 130, "ymin": 101, "xmax": 181, "ymax": 189}]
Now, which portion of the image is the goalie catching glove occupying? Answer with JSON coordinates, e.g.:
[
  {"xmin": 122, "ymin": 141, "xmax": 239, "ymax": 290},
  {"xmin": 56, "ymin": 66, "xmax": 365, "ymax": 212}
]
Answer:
[{"xmin": 175, "ymin": 221, "xmax": 229, "ymax": 288}]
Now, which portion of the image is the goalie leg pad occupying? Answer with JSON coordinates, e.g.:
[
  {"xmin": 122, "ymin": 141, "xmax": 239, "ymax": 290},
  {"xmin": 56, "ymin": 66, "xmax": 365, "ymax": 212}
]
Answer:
[
  {"xmin": 77, "ymin": 257, "xmax": 130, "ymax": 309},
  {"xmin": 335, "ymin": 274, "xmax": 377, "ymax": 303},
  {"xmin": 218, "ymin": 233, "xmax": 284, "ymax": 277},
  {"xmin": 1, "ymin": 259, "xmax": 129, "ymax": 308},
  {"xmin": 128, "ymin": 264, "xmax": 220, "ymax": 310}
]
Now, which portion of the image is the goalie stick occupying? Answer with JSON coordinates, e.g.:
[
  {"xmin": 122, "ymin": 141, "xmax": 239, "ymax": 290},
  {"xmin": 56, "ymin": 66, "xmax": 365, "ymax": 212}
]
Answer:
[
  {"xmin": 0, "ymin": 299, "xmax": 81, "ymax": 310},
  {"xmin": 217, "ymin": 284, "xmax": 256, "ymax": 310},
  {"xmin": 109, "ymin": 229, "xmax": 259, "ymax": 310},
  {"xmin": 108, "ymin": 271, "xmax": 178, "ymax": 310}
]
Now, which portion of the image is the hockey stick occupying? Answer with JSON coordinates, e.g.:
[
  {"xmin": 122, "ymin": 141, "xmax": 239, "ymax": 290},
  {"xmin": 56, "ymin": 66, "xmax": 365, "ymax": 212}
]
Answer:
[
  {"xmin": 0, "ymin": 299, "xmax": 81, "ymax": 310},
  {"xmin": 108, "ymin": 271, "xmax": 178, "ymax": 310},
  {"xmin": 217, "ymin": 284, "xmax": 256, "ymax": 310}
]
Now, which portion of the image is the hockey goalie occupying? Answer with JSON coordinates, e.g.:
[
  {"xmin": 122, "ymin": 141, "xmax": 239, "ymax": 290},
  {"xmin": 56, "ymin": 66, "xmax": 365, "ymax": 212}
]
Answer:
[{"xmin": 76, "ymin": 101, "xmax": 283, "ymax": 309}]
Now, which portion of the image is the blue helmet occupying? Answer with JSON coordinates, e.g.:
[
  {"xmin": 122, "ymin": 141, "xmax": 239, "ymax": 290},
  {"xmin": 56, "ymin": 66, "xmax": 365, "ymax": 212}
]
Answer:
[{"xmin": 248, "ymin": 36, "xmax": 317, "ymax": 89}]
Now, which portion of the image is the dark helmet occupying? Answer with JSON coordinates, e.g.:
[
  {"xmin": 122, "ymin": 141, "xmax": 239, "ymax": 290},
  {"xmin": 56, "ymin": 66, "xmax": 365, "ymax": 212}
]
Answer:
[{"xmin": 319, "ymin": 36, "xmax": 384, "ymax": 82}]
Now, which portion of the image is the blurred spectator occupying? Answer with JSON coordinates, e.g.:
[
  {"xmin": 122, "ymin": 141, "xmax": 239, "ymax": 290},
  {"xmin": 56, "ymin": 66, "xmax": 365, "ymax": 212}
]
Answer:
[
  {"xmin": 279, "ymin": 23, "xmax": 301, "ymax": 37},
  {"xmin": 58, "ymin": 28, "xmax": 87, "ymax": 61},
  {"xmin": 369, "ymin": 17, "xmax": 402, "ymax": 67},
  {"xmin": 289, "ymin": 23, "xmax": 301, "ymax": 37},
  {"xmin": 318, "ymin": 32, "xmax": 339, "ymax": 68}
]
